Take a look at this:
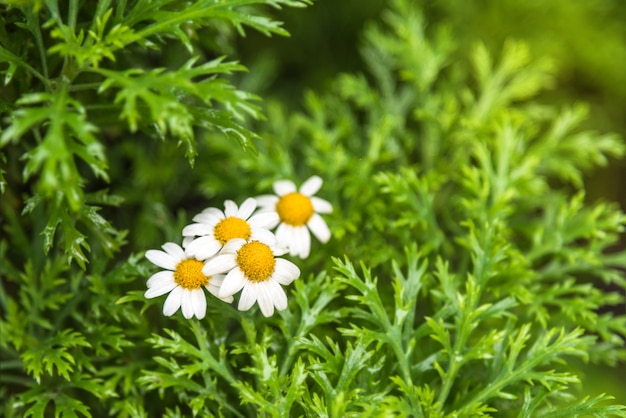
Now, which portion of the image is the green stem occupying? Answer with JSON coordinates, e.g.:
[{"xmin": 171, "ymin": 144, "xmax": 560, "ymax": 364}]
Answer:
[
  {"xmin": 388, "ymin": 330, "xmax": 413, "ymax": 384},
  {"xmin": 435, "ymin": 352, "xmax": 462, "ymax": 410},
  {"xmin": 25, "ymin": 8, "xmax": 50, "ymax": 87},
  {"xmin": 384, "ymin": 330, "xmax": 425, "ymax": 417},
  {"xmin": 68, "ymin": 82, "xmax": 105, "ymax": 92},
  {"xmin": 0, "ymin": 359, "xmax": 23, "ymax": 370},
  {"xmin": 278, "ymin": 313, "xmax": 312, "ymax": 377},
  {"xmin": 68, "ymin": 0, "xmax": 79, "ymax": 30},
  {"xmin": 0, "ymin": 374, "xmax": 35, "ymax": 387},
  {"xmin": 278, "ymin": 336, "xmax": 299, "ymax": 377},
  {"xmin": 434, "ymin": 285, "xmax": 483, "ymax": 411},
  {"xmin": 45, "ymin": 1, "xmax": 81, "ymax": 83},
  {"xmin": 190, "ymin": 321, "xmax": 237, "ymax": 384},
  {"xmin": 115, "ymin": 0, "xmax": 127, "ymax": 20},
  {"xmin": 189, "ymin": 323, "xmax": 248, "ymax": 418},
  {"xmin": 0, "ymin": 47, "xmax": 49, "ymax": 88},
  {"xmin": 134, "ymin": 4, "xmax": 222, "ymax": 39},
  {"xmin": 84, "ymin": 0, "xmax": 113, "ymax": 48}
]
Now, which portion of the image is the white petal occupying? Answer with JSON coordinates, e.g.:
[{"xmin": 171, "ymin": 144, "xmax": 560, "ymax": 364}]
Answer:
[
  {"xmin": 146, "ymin": 249, "xmax": 177, "ymax": 270},
  {"xmin": 311, "ymin": 196, "xmax": 333, "ymax": 214},
  {"xmin": 293, "ymin": 225, "xmax": 311, "ymax": 258},
  {"xmin": 202, "ymin": 254, "xmax": 237, "ymax": 276},
  {"xmin": 206, "ymin": 274, "xmax": 231, "ymax": 303},
  {"xmin": 256, "ymin": 282, "xmax": 275, "ymax": 317},
  {"xmin": 185, "ymin": 236, "xmax": 221, "ymax": 260},
  {"xmin": 163, "ymin": 286, "xmax": 183, "ymax": 316},
  {"xmin": 250, "ymin": 228, "xmax": 277, "ymax": 247},
  {"xmin": 268, "ymin": 279, "xmax": 288, "ymax": 311},
  {"xmin": 248, "ymin": 212, "xmax": 280, "ymax": 229},
  {"xmin": 182, "ymin": 223, "xmax": 213, "ymax": 237},
  {"xmin": 145, "ymin": 277, "xmax": 177, "ymax": 299},
  {"xmin": 300, "ymin": 175, "xmax": 323, "ymax": 196},
  {"xmin": 161, "ymin": 242, "xmax": 185, "ymax": 259},
  {"xmin": 209, "ymin": 274, "xmax": 225, "ymax": 286},
  {"xmin": 206, "ymin": 283, "xmax": 234, "ymax": 303},
  {"xmin": 223, "ymin": 200, "xmax": 238, "ymax": 217},
  {"xmin": 287, "ymin": 227, "xmax": 303, "ymax": 257},
  {"xmin": 182, "ymin": 236, "xmax": 194, "ymax": 248},
  {"xmin": 275, "ymin": 223, "xmax": 294, "ymax": 249},
  {"xmin": 237, "ymin": 282, "xmax": 258, "ymax": 311},
  {"xmin": 285, "ymin": 227, "xmax": 300, "ymax": 257},
  {"xmin": 254, "ymin": 195, "xmax": 279, "ymax": 209},
  {"xmin": 199, "ymin": 207, "xmax": 223, "ymax": 217},
  {"xmin": 181, "ymin": 289, "xmax": 194, "ymax": 319},
  {"xmin": 219, "ymin": 268, "xmax": 248, "ymax": 298},
  {"xmin": 271, "ymin": 245, "xmax": 289, "ymax": 257},
  {"xmin": 237, "ymin": 197, "xmax": 257, "ymax": 220},
  {"xmin": 220, "ymin": 238, "xmax": 246, "ymax": 254},
  {"xmin": 273, "ymin": 258, "xmax": 300, "ymax": 285},
  {"xmin": 274, "ymin": 180, "xmax": 296, "ymax": 196},
  {"xmin": 191, "ymin": 289, "xmax": 207, "ymax": 319},
  {"xmin": 307, "ymin": 213, "xmax": 331, "ymax": 243},
  {"xmin": 147, "ymin": 270, "xmax": 174, "ymax": 288},
  {"xmin": 193, "ymin": 211, "xmax": 223, "ymax": 225}
]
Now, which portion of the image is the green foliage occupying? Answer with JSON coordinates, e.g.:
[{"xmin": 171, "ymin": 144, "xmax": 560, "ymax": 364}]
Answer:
[
  {"xmin": 1, "ymin": 0, "xmax": 306, "ymax": 268},
  {"xmin": 2, "ymin": 0, "xmax": 625, "ymax": 417},
  {"xmin": 94, "ymin": 56, "xmax": 262, "ymax": 162}
]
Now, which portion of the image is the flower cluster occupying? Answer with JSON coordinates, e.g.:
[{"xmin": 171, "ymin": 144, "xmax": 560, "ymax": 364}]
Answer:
[{"xmin": 144, "ymin": 176, "xmax": 333, "ymax": 318}]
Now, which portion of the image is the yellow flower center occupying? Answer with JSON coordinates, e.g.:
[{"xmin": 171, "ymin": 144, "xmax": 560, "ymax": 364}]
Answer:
[
  {"xmin": 236, "ymin": 241, "xmax": 276, "ymax": 282},
  {"xmin": 173, "ymin": 259, "xmax": 208, "ymax": 290},
  {"xmin": 213, "ymin": 217, "xmax": 251, "ymax": 245},
  {"xmin": 276, "ymin": 192, "xmax": 314, "ymax": 226}
]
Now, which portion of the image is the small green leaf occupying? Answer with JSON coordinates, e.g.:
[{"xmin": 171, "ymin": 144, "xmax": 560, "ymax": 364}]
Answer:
[{"xmin": 22, "ymin": 329, "xmax": 91, "ymax": 383}]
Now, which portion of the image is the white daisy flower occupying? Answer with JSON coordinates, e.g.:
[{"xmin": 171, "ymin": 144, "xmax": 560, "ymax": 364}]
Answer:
[
  {"xmin": 202, "ymin": 238, "xmax": 300, "ymax": 317},
  {"xmin": 256, "ymin": 175, "xmax": 332, "ymax": 259},
  {"xmin": 182, "ymin": 197, "xmax": 278, "ymax": 260},
  {"xmin": 144, "ymin": 242, "xmax": 233, "ymax": 319}
]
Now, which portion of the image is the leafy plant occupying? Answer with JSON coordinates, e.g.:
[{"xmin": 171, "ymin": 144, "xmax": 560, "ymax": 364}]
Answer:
[{"xmin": 1, "ymin": 0, "xmax": 625, "ymax": 417}]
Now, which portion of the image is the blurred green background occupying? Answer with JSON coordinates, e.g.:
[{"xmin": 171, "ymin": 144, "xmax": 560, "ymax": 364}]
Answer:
[
  {"xmin": 232, "ymin": 0, "xmax": 626, "ymax": 402},
  {"xmin": 235, "ymin": 0, "xmax": 626, "ymax": 210}
]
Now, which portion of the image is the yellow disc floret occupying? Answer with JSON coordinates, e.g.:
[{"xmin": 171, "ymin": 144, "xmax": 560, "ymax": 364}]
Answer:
[
  {"xmin": 214, "ymin": 217, "xmax": 251, "ymax": 245},
  {"xmin": 236, "ymin": 241, "xmax": 276, "ymax": 282},
  {"xmin": 174, "ymin": 259, "xmax": 208, "ymax": 289},
  {"xmin": 276, "ymin": 192, "xmax": 314, "ymax": 226}
]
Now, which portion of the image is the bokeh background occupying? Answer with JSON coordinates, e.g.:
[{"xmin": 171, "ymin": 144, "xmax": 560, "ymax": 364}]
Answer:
[
  {"xmin": 235, "ymin": 0, "xmax": 626, "ymax": 208},
  {"xmin": 230, "ymin": 0, "xmax": 626, "ymax": 402}
]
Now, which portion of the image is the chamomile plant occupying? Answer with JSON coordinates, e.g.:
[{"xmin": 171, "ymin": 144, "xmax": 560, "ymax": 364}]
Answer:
[
  {"xmin": 256, "ymin": 176, "xmax": 333, "ymax": 259},
  {"xmin": 144, "ymin": 180, "xmax": 333, "ymax": 318},
  {"xmin": 144, "ymin": 242, "xmax": 232, "ymax": 320},
  {"xmin": 182, "ymin": 198, "xmax": 278, "ymax": 260},
  {"xmin": 1, "ymin": 0, "xmax": 625, "ymax": 417}
]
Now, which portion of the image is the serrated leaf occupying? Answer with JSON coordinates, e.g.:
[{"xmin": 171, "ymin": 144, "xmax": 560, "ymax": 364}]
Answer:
[
  {"xmin": 22, "ymin": 329, "xmax": 91, "ymax": 383},
  {"xmin": 23, "ymin": 394, "xmax": 52, "ymax": 418},
  {"xmin": 51, "ymin": 393, "xmax": 92, "ymax": 418},
  {"xmin": 61, "ymin": 217, "xmax": 90, "ymax": 270},
  {"xmin": 192, "ymin": 107, "xmax": 260, "ymax": 153},
  {"xmin": 2, "ymin": 89, "xmax": 108, "ymax": 211},
  {"xmin": 48, "ymin": 8, "xmax": 138, "ymax": 69},
  {"xmin": 128, "ymin": 0, "xmax": 303, "ymax": 41},
  {"xmin": 93, "ymin": 58, "xmax": 263, "ymax": 162}
]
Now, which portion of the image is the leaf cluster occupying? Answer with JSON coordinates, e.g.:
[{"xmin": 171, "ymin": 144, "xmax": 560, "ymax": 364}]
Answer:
[
  {"xmin": 192, "ymin": 0, "xmax": 625, "ymax": 415},
  {"xmin": 1, "ymin": 0, "xmax": 625, "ymax": 417},
  {"xmin": 1, "ymin": 0, "xmax": 306, "ymax": 267}
]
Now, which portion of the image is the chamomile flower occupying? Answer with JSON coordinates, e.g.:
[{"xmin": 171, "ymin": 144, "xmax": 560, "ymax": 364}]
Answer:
[
  {"xmin": 182, "ymin": 198, "xmax": 278, "ymax": 260},
  {"xmin": 202, "ymin": 238, "xmax": 300, "ymax": 317},
  {"xmin": 144, "ymin": 242, "xmax": 232, "ymax": 319},
  {"xmin": 256, "ymin": 175, "xmax": 332, "ymax": 258}
]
